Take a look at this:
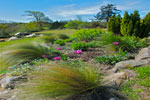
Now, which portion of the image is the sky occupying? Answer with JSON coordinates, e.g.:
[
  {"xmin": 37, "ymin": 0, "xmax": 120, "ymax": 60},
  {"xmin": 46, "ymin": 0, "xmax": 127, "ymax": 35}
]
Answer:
[{"xmin": 0, "ymin": 0, "xmax": 150, "ymax": 22}]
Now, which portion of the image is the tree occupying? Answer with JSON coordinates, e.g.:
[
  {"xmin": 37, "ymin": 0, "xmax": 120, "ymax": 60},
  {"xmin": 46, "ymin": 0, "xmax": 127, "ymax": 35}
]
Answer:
[
  {"xmin": 143, "ymin": 12, "xmax": 150, "ymax": 37},
  {"xmin": 25, "ymin": 11, "xmax": 52, "ymax": 31},
  {"xmin": 0, "ymin": 24, "xmax": 8, "ymax": 38},
  {"xmin": 95, "ymin": 4, "xmax": 121, "ymax": 22},
  {"xmin": 107, "ymin": 14, "xmax": 121, "ymax": 34},
  {"xmin": 26, "ymin": 22, "xmax": 40, "ymax": 32},
  {"xmin": 121, "ymin": 11, "xmax": 130, "ymax": 36},
  {"xmin": 64, "ymin": 20, "xmax": 86, "ymax": 29}
]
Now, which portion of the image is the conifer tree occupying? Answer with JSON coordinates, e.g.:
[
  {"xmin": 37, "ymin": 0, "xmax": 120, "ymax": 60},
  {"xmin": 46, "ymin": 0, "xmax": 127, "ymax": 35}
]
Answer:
[
  {"xmin": 121, "ymin": 11, "xmax": 130, "ymax": 36},
  {"xmin": 143, "ymin": 12, "xmax": 150, "ymax": 37}
]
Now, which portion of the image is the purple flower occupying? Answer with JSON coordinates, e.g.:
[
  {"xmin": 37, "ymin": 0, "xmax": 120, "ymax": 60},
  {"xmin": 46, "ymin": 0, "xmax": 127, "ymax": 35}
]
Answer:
[
  {"xmin": 74, "ymin": 50, "xmax": 82, "ymax": 54},
  {"xmin": 56, "ymin": 47, "xmax": 62, "ymax": 50},
  {"xmin": 53, "ymin": 57, "xmax": 61, "ymax": 60},
  {"xmin": 113, "ymin": 42, "xmax": 119, "ymax": 45},
  {"xmin": 42, "ymin": 55, "xmax": 47, "ymax": 58}
]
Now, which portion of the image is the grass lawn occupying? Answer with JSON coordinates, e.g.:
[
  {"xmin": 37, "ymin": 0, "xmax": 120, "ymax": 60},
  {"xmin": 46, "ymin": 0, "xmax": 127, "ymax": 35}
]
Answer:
[{"xmin": 36, "ymin": 29, "xmax": 77, "ymax": 36}]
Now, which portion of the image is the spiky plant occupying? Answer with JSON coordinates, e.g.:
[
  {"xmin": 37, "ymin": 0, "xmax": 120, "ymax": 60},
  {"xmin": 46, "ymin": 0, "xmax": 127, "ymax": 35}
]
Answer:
[
  {"xmin": 18, "ymin": 62, "xmax": 101, "ymax": 100},
  {"xmin": 0, "ymin": 43, "xmax": 60, "ymax": 67}
]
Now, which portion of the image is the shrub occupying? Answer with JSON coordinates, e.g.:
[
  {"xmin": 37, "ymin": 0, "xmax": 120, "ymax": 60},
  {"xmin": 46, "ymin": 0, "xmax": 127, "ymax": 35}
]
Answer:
[
  {"xmin": 72, "ymin": 29, "xmax": 104, "ymax": 41},
  {"xmin": 71, "ymin": 42, "xmax": 89, "ymax": 51},
  {"xmin": 58, "ymin": 34, "xmax": 69, "ymax": 40},
  {"xmin": 18, "ymin": 62, "xmax": 101, "ymax": 100},
  {"xmin": 41, "ymin": 33, "xmax": 56, "ymax": 43},
  {"xmin": 54, "ymin": 40, "xmax": 65, "ymax": 46},
  {"xmin": 87, "ymin": 41, "xmax": 103, "ymax": 48},
  {"xmin": 101, "ymin": 33, "xmax": 146, "ymax": 52},
  {"xmin": 64, "ymin": 38, "xmax": 73, "ymax": 42},
  {"xmin": 0, "ymin": 43, "xmax": 60, "ymax": 67},
  {"xmin": 94, "ymin": 55, "xmax": 124, "ymax": 65}
]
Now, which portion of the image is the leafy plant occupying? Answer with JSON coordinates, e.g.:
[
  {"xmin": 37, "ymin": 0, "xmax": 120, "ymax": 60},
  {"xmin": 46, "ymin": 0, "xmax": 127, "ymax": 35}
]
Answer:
[
  {"xmin": 58, "ymin": 34, "xmax": 69, "ymax": 40},
  {"xmin": 72, "ymin": 29, "xmax": 104, "ymax": 41},
  {"xmin": 71, "ymin": 42, "xmax": 89, "ymax": 51},
  {"xmin": 94, "ymin": 55, "xmax": 124, "ymax": 65},
  {"xmin": 54, "ymin": 39, "xmax": 65, "ymax": 46},
  {"xmin": 41, "ymin": 33, "xmax": 56, "ymax": 43},
  {"xmin": 18, "ymin": 62, "xmax": 101, "ymax": 100},
  {"xmin": 87, "ymin": 41, "xmax": 102, "ymax": 48}
]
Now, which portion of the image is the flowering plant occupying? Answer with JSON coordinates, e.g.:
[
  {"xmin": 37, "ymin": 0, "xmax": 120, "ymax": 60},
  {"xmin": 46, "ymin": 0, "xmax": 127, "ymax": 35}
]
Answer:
[
  {"xmin": 113, "ymin": 42, "xmax": 119, "ymax": 45},
  {"xmin": 53, "ymin": 57, "xmax": 61, "ymax": 60},
  {"xmin": 74, "ymin": 50, "xmax": 82, "ymax": 54},
  {"xmin": 56, "ymin": 47, "xmax": 62, "ymax": 50}
]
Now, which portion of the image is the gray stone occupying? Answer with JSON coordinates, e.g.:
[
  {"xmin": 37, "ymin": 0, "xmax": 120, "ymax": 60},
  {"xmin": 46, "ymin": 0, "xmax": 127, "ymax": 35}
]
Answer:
[
  {"xmin": 0, "ymin": 39, "xmax": 5, "ymax": 42},
  {"xmin": 115, "ymin": 59, "xmax": 150, "ymax": 69},
  {"xmin": 8, "ymin": 37, "xmax": 18, "ymax": 41},
  {"xmin": 25, "ymin": 33, "xmax": 36, "ymax": 38},
  {"xmin": 109, "ymin": 97, "xmax": 117, "ymax": 100},
  {"xmin": 102, "ymin": 72, "xmax": 127, "ymax": 87},
  {"xmin": 135, "ymin": 47, "xmax": 150, "ymax": 60},
  {"xmin": 14, "ymin": 32, "xmax": 31, "ymax": 37},
  {"xmin": 0, "ymin": 76, "xmax": 21, "ymax": 89}
]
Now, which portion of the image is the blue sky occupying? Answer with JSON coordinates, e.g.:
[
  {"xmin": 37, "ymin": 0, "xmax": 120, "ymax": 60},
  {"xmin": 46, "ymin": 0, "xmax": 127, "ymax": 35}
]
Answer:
[{"xmin": 0, "ymin": 0, "xmax": 150, "ymax": 22}]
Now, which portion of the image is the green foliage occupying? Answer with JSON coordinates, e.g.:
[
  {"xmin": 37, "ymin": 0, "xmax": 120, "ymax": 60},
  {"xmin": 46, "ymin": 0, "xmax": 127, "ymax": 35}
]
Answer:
[
  {"xmin": 64, "ymin": 38, "xmax": 73, "ymax": 42},
  {"xmin": 58, "ymin": 34, "xmax": 69, "ymax": 40},
  {"xmin": 18, "ymin": 62, "xmax": 101, "ymax": 99},
  {"xmin": 64, "ymin": 20, "xmax": 87, "ymax": 29},
  {"xmin": 121, "ymin": 80, "xmax": 140, "ymax": 100},
  {"xmin": 41, "ymin": 34, "xmax": 56, "ymax": 43},
  {"xmin": 86, "ymin": 41, "xmax": 102, "ymax": 48},
  {"xmin": 26, "ymin": 22, "xmax": 40, "ymax": 32},
  {"xmin": 0, "ymin": 24, "xmax": 9, "ymax": 38},
  {"xmin": 94, "ymin": 55, "xmax": 124, "ymax": 65},
  {"xmin": 61, "ymin": 54, "xmax": 68, "ymax": 61},
  {"xmin": 72, "ymin": 29, "xmax": 104, "ymax": 41},
  {"xmin": 107, "ymin": 14, "xmax": 121, "ymax": 34},
  {"xmin": 0, "ymin": 43, "xmax": 60, "ymax": 67},
  {"xmin": 54, "ymin": 40, "xmax": 65, "ymax": 46},
  {"xmin": 101, "ymin": 33, "xmax": 147, "ymax": 52},
  {"xmin": 142, "ymin": 13, "xmax": 150, "ymax": 37},
  {"xmin": 136, "ymin": 67, "xmax": 150, "ymax": 87},
  {"xmin": 71, "ymin": 42, "xmax": 89, "ymax": 51},
  {"xmin": 95, "ymin": 4, "xmax": 121, "ymax": 22}
]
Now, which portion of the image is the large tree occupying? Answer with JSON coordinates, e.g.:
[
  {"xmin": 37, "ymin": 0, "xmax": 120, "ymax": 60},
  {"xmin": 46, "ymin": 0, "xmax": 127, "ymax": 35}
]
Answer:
[
  {"xmin": 25, "ymin": 11, "xmax": 52, "ymax": 31},
  {"xmin": 95, "ymin": 4, "xmax": 121, "ymax": 22}
]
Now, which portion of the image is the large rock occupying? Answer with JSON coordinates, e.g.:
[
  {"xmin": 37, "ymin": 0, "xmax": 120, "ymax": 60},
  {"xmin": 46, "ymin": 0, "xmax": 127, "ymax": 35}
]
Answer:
[
  {"xmin": 0, "ymin": 76, "xmax": 22, "ymax": 89},
  {"xmin": 8, "ymin": 37, "xmax": 18, "ymax": 41},
  {"xmin": 14, "ymin": 32, "xmax": 31, "ymax": 38},
  {"xmin": 115, "ymin": 59, "xmax": 150, "ymax": 69},
  {"xmin": 103, "ymin": 72, "xmax": 128, "ymax": 87},
  {"xmin": 0, "ymin": 39, "xmax": 5, "ymax": 42},
  {"xmin": 135, "ymin": 47, "xmax": 150, "ymax": 60}
]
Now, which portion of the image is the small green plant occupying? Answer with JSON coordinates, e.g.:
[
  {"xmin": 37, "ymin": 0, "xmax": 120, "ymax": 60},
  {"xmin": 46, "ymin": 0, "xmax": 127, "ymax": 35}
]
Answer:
[
  {"xmin": 71, "ymin": 42, "xmax": 89, "ymax": 51},
  {"xmin": 87, "ymin": 41, "xmax": 102, "ymax": 48},
  {"xmin": 58, "ymin": 34, "xmax": 69, "ymax": 40},
  {"xmin": 64, "ymin": 38, "xmax": 73, "ymax": 42},
  {"xmin": 54, "ymin": 39, "xmax": 65, "ymax": 46},
  {"xmin": 41, "ymin": 33, "xmax": 56, "ymax": 43},
  {"xmin": 72, "ymin": 29, "xmax": 104, "ymax": 41},
  {"xmin": 94, "ymin": 55, "xmax": 124, "ymax": 65},
  {"xmin": 61, "ymin": 54, "xmax": 68, "ymax": 61},
  {"xmin": 18, "ymin": 62, "xmax": 101, "ymax": 100},
  {"xmin": 135, "ymin": 66, "xmax": 150, "ymax": 87}
]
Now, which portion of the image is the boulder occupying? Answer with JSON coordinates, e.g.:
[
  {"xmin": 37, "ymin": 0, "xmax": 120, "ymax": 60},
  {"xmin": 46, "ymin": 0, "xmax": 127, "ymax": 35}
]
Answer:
[
  {"xmin": 0, "ymin": 39, "xmax": 5, "ymax": 42},
  {"xmin": 0, "ymin": 76, "xmax": 22, "ymax": 89},
  {"xmin": 103, "ymin": 72, "xmax": 128, "ymax": 87},
  {"xmin": 25, "ymin": 33, "xmax": 36, "ymax": 38},
  {"xmin": 115, "ymin": 59, "xmax": 150, "ymax": 69},
  {"xmin": 14, "ymin": 32, "xmax": 31, "ymax": 37},
  {"xmin": 8, "ymin": 37, "xmax": 18, "ymax": 41},
  {"xmin": 135, "ymin": 47, "xmax": 150, "ymax": 60}
]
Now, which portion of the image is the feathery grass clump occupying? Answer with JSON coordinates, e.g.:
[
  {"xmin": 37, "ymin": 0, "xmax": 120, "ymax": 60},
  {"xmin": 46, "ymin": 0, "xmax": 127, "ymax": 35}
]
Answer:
[
  {"xmin": 18, "ymin": 62, "xmax": 101, "ymax": 100},
  {"xmin": 41, "ymin": 33, "xmax": 56, "ymax": 43},
  {"xmin": 0, "ymin": 43, "xmax": 60, "ymax": 68}
]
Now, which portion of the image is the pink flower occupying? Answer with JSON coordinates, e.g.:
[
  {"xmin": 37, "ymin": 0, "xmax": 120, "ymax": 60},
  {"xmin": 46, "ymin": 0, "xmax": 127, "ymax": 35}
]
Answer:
[
  {"xmin": 74, "ymin": 50, "xmax": 82, "ymax": 54},
  {"xmin": 53, "ymin": 57, "xmax": 61, "ymax": 60},
  {"xmin": 56, "ymin": 47, "xmax": 62, "ymax": 50},
  {"xmin": 42, "ymin": 55, "xmax": 47, "ymax": 58},
  {"xmin": 113, "ymin": 42, "xmax": 119, "ymax": 45}
]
